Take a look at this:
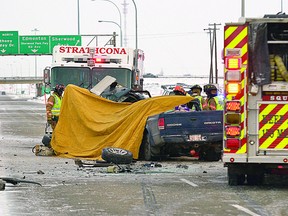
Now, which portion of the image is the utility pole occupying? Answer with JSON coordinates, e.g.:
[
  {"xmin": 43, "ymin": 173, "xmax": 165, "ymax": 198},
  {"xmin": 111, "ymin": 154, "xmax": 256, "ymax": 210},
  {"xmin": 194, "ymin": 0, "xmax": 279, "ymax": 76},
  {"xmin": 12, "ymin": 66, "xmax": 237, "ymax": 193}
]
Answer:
[
  {"xmin": 204, "ymin": 27, "xmax": 214, "ymax": 84},
  {"xmin": 205, "ymin": 23, "xmax": 221, "ymax": 84},
  {"xmin": 209, "ymin": 23, "xmax": 221, "ymax": 84}
]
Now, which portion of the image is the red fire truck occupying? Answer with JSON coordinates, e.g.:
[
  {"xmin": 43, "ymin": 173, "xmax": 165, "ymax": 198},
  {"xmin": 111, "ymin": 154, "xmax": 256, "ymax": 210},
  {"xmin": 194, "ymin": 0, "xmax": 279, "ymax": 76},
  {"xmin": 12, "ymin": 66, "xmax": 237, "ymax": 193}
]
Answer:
[{"xmin": 223, "ymin": 15, "xmax": 288, "ymax": 185}]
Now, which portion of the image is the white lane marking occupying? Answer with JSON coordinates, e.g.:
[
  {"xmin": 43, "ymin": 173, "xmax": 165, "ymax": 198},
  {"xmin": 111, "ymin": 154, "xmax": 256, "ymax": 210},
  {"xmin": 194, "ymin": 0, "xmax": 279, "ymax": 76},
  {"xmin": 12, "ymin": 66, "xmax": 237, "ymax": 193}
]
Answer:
[
  {"xmin": 231, "ymin": 204, "xmax": 261, "ymax": 216},
  {"xmin": 180, "ymin": 178, "xmax": 198, "ymax": 187}
]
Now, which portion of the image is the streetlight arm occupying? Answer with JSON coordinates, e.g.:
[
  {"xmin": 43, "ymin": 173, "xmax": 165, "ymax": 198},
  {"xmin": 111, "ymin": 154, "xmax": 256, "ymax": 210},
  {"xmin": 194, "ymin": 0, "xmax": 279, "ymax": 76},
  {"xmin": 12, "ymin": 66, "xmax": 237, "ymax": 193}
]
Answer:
[
  {"xmin": 98, "ymin": 20, "xmax": 120, "ymax": 28},
  {"xmin": 98, "ymin": 20, "xmax": 122, "ymax": 47},
  {"xmin": 92, "ymin": 0, "xmax": 122, "ymax": 46}
]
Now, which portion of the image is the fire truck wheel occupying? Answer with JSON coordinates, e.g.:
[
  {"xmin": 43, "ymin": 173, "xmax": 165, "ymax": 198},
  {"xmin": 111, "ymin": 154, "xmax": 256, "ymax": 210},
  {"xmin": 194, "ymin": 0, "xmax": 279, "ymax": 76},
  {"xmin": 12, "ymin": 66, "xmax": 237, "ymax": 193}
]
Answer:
[
  {"xmin": 247, "ymin": 174, "xmax": 264, "ymax": 185},
  {"xmin": 102, "ymin": 147, "xmax": 133, "ymax": 164},
  {"xmin": 228, "ymin": 174, "xmax": 238, "ymax": 186},
  {"xmin": 237, "ymin": 174, "xmax": 246, "ymax": 185},
  {"xmin": 228, "ymin": 174, "xmax": 246, "ymax": 186}
]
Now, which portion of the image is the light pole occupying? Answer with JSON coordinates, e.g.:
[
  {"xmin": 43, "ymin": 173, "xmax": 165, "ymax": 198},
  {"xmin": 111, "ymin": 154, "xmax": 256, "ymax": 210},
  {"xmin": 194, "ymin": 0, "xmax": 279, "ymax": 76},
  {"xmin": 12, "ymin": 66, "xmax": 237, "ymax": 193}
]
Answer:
[
  {"xmin": 98, "ymin": 20, "xmax": 123, "ymax": 47},
  {"xmin": 241, "ymin": 0, "xmax": 245, "ymax": 17},
  {"xmin": 92, "ymin": 0, "xmax": 123, "ymax": 46},
  {"xmin": 77, "ymin": 0, "xmax": 80, "ymax": 34},
  {"xmin": 31, "ymin": 28, "xmax": 39, "ymax": 77},
  {"xmin": 131, "ymin": 0, "xmax": 138, "ymax": 50}
]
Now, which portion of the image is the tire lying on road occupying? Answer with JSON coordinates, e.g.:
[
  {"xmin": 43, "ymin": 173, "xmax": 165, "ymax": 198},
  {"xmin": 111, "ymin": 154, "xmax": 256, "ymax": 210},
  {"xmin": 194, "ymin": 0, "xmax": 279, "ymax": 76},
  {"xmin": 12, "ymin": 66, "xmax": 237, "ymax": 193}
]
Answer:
[
  {"xmin": 102, "ymin": 147, "xmax": 133, "ymax": 164},
  {"xmin": 42, "ymin": 134, "xmax": 52, "ymax": 147}
]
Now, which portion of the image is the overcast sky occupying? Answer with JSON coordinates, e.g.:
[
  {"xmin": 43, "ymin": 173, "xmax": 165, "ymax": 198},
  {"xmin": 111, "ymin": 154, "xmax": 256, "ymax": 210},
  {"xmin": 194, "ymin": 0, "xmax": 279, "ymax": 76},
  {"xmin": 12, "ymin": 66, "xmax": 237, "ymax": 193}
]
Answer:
[{"xmin": 0, "ymin": 0, "xmax": 286, "ymax": 77}]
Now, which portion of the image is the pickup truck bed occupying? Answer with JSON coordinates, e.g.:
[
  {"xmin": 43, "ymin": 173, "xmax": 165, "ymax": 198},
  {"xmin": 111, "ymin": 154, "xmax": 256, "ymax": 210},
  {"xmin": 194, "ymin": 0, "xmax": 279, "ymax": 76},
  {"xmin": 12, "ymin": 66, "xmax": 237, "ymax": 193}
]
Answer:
[{"xmin": 139, "ymin": 110, "xmax": 223, "ymax": 161}]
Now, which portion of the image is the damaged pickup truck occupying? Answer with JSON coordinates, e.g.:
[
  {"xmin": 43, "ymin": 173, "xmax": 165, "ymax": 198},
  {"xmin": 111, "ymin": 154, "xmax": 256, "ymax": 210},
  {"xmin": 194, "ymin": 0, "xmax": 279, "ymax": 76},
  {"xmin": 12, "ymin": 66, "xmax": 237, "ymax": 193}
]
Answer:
[
  {"xmin": 96, "ymin": 79, "xmax": 223, "ymax": 162},
  {"xmin": 139, "ymin": 106, "xmax": 223, "ymax": 162}
]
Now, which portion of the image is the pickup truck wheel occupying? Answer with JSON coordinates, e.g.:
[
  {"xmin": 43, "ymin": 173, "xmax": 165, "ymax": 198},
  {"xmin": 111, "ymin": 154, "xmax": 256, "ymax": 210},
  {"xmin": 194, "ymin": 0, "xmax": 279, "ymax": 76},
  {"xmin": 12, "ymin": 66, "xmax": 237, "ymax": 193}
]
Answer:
[
  {"xmin": 139, "ymin": 133, "xmax": 152, "ymax": 161},
  {"xmin": 102, "ymin": 147, "xmax": 133, "ymax": 164},
  {"xmin": 139, "ymin": 133, "xmax": 160, "ymax": 161}
]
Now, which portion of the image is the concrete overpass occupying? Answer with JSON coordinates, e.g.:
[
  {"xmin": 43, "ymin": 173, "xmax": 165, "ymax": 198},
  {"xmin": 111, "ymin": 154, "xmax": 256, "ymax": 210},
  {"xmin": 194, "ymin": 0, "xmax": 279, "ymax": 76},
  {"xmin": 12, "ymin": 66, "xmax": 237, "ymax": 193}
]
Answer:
[{"xmin": 0, "ymin": 77, "xmax": 43, "ymax": 84}]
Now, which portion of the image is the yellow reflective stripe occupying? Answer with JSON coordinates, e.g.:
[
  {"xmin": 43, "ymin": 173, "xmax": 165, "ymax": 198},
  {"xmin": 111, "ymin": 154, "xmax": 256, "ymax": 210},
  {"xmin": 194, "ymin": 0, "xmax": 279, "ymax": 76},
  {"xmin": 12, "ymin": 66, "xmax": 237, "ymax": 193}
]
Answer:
[
  {"xmin": 225, "ymin": 26, "xmax": 237, "ymax": 40},
  {"xmin": 258, "ymin": 104, "xmax": 277, "ymax": 139},
  {"xmin": 275, "ymin": 137, "xmax": 288, "ymax": 149},
  {"xmin": 226, "ymin": 27, "xmax": 247, "ymax": 49},
  {"xmin": 236, "ymin": 143, "xmax": 246, "ymax": 154},
  {"xmin": 259, "ymin": 110, "xmax": 277, "ymax": 149},
  {"xmin": 259, "ymin": 104, "xmax": 287, "ymax": 149},
  {"xmin": 224, "ymin": 25, "xmax": 248, "ymax": 154},
  {"xmin": 242, "ymin": 43, "xmax": 248, "ymax": 65}
]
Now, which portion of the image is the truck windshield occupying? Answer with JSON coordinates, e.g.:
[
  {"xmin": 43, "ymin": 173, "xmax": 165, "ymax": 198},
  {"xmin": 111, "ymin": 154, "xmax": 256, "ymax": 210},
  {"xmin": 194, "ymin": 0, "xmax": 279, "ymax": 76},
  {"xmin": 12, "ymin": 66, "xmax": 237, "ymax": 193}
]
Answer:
[
  {"xmin": 51, "ymin": 67, "xmax": 90, "ymax": 89},
  {"xmin": 91, "ymin": 68, "xmax": 132, "ymax": 88}
]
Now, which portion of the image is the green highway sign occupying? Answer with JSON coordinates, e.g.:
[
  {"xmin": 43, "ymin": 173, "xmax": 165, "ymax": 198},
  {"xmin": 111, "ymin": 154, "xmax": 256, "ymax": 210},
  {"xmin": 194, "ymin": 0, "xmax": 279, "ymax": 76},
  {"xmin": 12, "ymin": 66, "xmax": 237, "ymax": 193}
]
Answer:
[
  {"xmin": 19, "ymin": 35, "xmax": 50, "ymax": 54},
  {"xmin": 0, "ymin": 31, "xmax": 82, "ymax": 55},
  {"xmin": 50, "ymin": 35, "xmax": 81, "ymax": 48},
  {"xmin": 0, "ymin": 31, "xmax": 19, "ymax": 54}
]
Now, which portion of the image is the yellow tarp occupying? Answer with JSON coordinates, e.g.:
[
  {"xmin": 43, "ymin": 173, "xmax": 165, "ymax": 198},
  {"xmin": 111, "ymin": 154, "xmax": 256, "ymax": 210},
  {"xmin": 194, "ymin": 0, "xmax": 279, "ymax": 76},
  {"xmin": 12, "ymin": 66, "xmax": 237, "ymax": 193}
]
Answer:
[{"xmin": 51, "ymin": 84, "xmax": 193, "ymax": 160}]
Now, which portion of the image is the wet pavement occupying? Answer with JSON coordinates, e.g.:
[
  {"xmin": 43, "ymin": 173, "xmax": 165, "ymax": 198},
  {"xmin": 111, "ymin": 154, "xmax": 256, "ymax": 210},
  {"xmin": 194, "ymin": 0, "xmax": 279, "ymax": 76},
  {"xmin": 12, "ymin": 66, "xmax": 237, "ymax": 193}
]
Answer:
[{"xmin": 1, "ymin": 94, "xmax": 288, "ymax": 216}]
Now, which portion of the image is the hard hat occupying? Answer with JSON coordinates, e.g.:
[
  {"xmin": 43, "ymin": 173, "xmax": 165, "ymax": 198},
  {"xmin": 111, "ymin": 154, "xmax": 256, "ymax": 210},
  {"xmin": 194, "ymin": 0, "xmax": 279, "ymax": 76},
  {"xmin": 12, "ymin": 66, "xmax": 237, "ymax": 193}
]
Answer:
[
  {"xmin": 54, "ymin": 84, "xmax": 65, "ymax": 96},
  {"xmin": 55, "ymin": 84, "xmax": 65, "ymax": 91},
  {"xmin": 204, "ymin": 84, "xmax": 217, "ymax": 94},
  {"xmin": 173, "ymin": 85, "xmax": 185, "ymax": 95},
  {"xmin": 190, "ymin": 84, "xmax": 202, "ymax": 92}
]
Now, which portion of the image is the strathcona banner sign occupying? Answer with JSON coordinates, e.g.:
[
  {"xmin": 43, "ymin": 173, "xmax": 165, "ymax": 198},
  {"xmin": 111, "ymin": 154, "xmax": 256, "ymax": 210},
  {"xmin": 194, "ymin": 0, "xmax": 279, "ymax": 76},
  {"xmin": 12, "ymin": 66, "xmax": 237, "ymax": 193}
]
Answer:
[{"xmin": 58, "ymin": 46, "xmax": 127, "ymax": 55}]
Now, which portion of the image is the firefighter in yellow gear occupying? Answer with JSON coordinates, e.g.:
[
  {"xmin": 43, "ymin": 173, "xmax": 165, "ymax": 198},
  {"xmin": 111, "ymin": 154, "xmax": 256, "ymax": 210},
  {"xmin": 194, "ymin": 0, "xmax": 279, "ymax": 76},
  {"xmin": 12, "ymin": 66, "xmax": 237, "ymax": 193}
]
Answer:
[
  {"xmin": 189, "ymin": 84, "xmax": 208, "ymax": 111},
  {"xmin": 46, "ymin": 84, "xmax": 65, "ymax": 130},
  {"xmin": 205, "ymin": 84, "xmax": 224, "ymax": 111}
]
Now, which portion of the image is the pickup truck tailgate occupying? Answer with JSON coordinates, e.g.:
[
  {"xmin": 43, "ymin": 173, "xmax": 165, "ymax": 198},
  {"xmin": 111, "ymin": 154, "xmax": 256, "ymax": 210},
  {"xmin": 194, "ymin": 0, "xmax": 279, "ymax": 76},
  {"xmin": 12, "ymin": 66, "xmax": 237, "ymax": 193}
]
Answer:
[{"xmin": 159, "ymin": 111, "xmax": 223, "ymax": 142}]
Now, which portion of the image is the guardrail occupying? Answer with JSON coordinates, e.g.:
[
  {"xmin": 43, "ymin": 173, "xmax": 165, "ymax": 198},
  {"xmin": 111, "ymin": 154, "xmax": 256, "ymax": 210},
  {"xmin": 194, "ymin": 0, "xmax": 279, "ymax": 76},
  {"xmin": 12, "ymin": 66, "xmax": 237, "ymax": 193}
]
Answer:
[{"xmin": 0, "ymin": 77, "xmax": 43, "ymax": 84}]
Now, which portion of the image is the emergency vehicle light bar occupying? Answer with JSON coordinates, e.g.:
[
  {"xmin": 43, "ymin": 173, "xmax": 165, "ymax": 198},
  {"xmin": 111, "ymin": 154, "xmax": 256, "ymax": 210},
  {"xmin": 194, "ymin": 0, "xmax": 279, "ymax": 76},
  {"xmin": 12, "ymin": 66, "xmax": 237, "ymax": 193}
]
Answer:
[
  {"xmin": 62, "ymin": 57, "xmax": 122, "ymax": 65},
  {"xmin": 63, "ymin": 57, "xmax": 89, "ymax": 63},
  {"xmin": 225, "ymin": 57, "xmax": 242, "ymax": 70},
  {"xmin": 93, "ymin": 57, "xmax": 121, "ymax": 64}
]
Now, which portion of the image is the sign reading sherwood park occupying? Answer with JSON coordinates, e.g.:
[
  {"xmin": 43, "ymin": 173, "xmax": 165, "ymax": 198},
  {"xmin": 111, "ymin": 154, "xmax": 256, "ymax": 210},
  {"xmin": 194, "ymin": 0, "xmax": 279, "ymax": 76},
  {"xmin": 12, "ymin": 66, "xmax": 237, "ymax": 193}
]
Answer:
[{"xmin": 0, "ymin": 31, "xmax": 82, "ymax": 55}]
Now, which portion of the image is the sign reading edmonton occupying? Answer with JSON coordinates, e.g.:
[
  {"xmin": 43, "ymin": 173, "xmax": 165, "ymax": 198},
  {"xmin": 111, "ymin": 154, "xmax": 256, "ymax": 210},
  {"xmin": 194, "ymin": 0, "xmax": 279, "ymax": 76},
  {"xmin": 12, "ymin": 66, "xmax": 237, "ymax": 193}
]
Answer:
[
  {"xmin": 20, "ymin": 35, "xmax": 50, "ymax": 54},
  {"xmin": 0, "ymin": 31, "xmax": 82, "ymax": 55}
]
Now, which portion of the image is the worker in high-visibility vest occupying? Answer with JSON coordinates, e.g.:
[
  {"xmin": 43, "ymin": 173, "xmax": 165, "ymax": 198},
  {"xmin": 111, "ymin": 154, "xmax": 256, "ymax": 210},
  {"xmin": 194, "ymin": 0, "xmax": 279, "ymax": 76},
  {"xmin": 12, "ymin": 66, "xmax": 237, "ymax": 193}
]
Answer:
[
  {"xmin": 205, "ymin": 84, "xmax": 224, "ymax": 111},
  {"xmin": 46, "ymin": 84, "xmax": 65, "ymax": 130},
  {"xmin": 188, "ymin": 84, "xmax": 208, "ymax": 111}
]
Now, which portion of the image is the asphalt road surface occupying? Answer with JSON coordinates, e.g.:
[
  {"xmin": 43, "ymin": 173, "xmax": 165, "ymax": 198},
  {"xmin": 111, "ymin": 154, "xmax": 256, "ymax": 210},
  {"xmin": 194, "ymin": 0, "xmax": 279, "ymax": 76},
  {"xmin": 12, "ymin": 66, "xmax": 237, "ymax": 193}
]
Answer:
[{"xmin": 0, "ymin": 94, "xmax": 288, "ymax": 216}]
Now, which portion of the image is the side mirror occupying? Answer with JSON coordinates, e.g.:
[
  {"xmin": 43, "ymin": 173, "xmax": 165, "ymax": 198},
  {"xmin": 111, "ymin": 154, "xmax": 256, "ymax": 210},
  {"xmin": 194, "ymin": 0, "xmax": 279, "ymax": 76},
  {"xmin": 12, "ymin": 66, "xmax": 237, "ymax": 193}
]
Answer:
[{"xmin": 43, "ymin": 67, "xmax": 51, "ymax": 84}]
